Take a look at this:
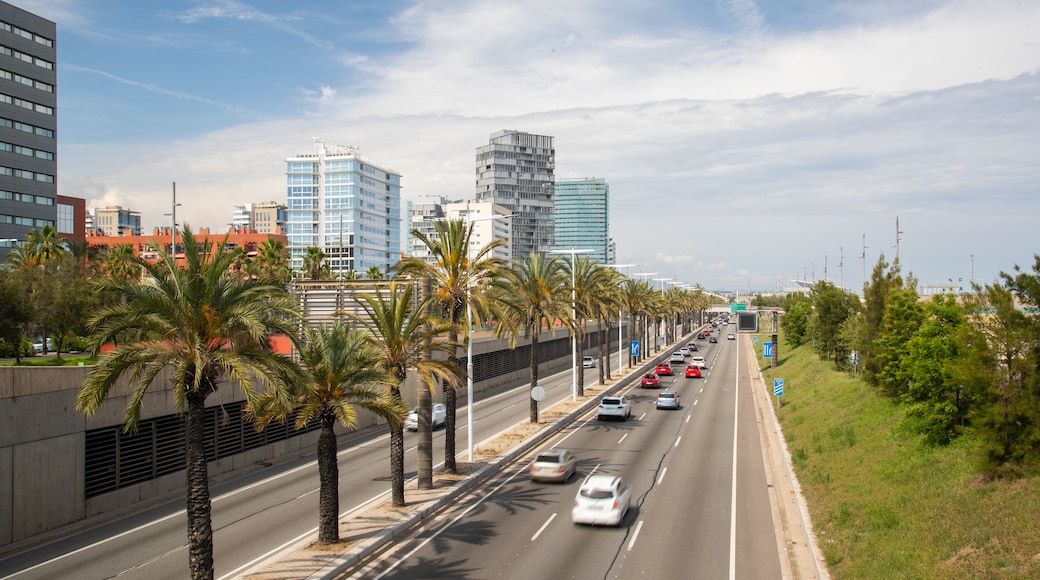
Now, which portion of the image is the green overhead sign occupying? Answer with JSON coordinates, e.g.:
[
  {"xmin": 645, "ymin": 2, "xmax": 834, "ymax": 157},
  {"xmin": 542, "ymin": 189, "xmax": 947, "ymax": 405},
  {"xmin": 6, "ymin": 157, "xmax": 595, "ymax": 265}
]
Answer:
[{"xmin": 731, "ymin": 303, "xmax": 747, "ymax": 311}]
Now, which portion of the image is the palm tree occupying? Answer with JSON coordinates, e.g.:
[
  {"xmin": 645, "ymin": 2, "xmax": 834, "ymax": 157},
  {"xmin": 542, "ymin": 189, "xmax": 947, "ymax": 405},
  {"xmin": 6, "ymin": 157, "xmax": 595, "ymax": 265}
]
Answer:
[
  {"xmin": 394, "ymin": 219, "xmax": 506, "ymax": 474},
  {"xmin": 257, "ymin": 323, "xmax": 406, "ymax": 544},
  {"xmin": 491, "ymin": 253, "xmax": 570, "ymax": 423},
  {"xmin": 252, "ymin": 239, "xmax": 290, "ymax": 284},
  {"xmin": 352, "ymin": 281, "xmax": 462, "ymax": 505},
  {"xmin": 302, "ymin": 246, "xmax": 330, "ymax": 281},
  {"xmin": 75, "ymin": 226, "xmax": 302, "ymax": 580},
  {"xmin": 23, "ymin": 225, "xmax": 67, "ymax": 266},
  {"xmin": 620, "ymin": 279, "xmax": 655, "ymax": 365},
  {"xmin": 366, "ymin": 265, "xmax": 383, "ymax": 280},
  {"xmin": 100, "ymin": 244, "xmax": 140, "ymax": 282}
]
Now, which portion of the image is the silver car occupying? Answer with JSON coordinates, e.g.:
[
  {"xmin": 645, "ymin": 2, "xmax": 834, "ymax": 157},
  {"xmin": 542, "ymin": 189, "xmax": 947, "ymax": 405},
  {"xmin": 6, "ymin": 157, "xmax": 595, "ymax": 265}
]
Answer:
[
  {"xmin": 656, "ymin": 390, "xmax": 680, "ymax": 410},
  {"xmin": 529, "ymin": 448, "xmax": 577, "ymax": 483},
  {"xmin": 405, "ymin": 403, "xmax": 446, "ymax": 431},
  {"xmin": 572, "ymin": 474, "xmax": 632, "ymax": 526}
]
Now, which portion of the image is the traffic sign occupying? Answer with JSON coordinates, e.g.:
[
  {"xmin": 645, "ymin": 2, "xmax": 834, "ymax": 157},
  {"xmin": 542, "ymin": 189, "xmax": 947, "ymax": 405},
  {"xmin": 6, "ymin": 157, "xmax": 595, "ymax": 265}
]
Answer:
[
  {"xmin": 731, "ymin": 303, "xmax": 747, "ymax": 312},
  {"xmin": 763, "ymin": 342, "xmax": 772, "ymax": 358},
  {"xmin": 773, "ymin": 378, "xmax": 784, "ymax": 397},
  {"xmin": 630, "ymin": 341, "xmax": 640, "ymax": 357},
  {"xmin": 752, "ymin": 336, "xmax": 758, "ymax": 345}
]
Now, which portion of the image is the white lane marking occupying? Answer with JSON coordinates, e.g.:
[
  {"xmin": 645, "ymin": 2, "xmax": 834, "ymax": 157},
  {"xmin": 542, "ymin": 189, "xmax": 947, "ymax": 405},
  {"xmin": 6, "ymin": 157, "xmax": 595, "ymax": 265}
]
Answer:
[
  {"xmin": 627, "ymin": 520, "xmax": 645, "ymax": 551},
  {"xmin": 617, "ymin": 433, "xmax": 628, "ymax": 445},
  {"xmin": 589, "ymin": 463, "xmax": 601, "ymax": 476},
  {"xmin": 674, "ymin": 436, "xmax": 681, "ymax": 448},
  {"xmin": 694, "ymin": 400, "xmax": 699, "ymax": 406},
  {"xmin": 638, "ymin": 412, "xmax": 646, "ymax": 421},
  {"xmin": 685, "ymin": 415, "xmax": 691, "ymax": 423},
  {"xmin": 657, "ymin": 468, "xmax": 668, "ymax": 485},
  {"xmin": 531, "ymin": 512, "xmax": 558, "ymax": 541},
  {"xmin": 729, "ymin": 332, "xmax": 740, "ymax": 580}
]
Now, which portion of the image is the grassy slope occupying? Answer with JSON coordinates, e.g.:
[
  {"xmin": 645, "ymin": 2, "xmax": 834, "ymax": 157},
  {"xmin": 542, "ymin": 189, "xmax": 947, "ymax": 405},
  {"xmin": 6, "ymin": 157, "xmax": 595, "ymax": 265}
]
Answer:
[{"xmin": 757, "ymin": 333, "xmax": 1040, "ymax": 579}]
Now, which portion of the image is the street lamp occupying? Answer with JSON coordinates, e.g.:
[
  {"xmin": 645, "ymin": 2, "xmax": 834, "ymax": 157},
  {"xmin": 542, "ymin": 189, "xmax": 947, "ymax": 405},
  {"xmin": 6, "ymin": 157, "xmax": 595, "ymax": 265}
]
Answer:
[
  {"xmin": 631, "ymin": 272, "xmax": 657, "ymax": 361},
  {"xmin": 163, "ymin": 182, "xmax": 181, "ymax": 257},
  {"xmin": 653, "ymin": 277, "xmax": 671, "ymax": 350},
  {"xmin": 601, "ymin": 264, "xmax": 636, "ymax": 374},
  {"xmin": 549, "ymin": 248, "xmax": 594, "ymax": 401},
  {"xmin": 445, "ymin": 212, "xmax": 512, "ymax": 462}
]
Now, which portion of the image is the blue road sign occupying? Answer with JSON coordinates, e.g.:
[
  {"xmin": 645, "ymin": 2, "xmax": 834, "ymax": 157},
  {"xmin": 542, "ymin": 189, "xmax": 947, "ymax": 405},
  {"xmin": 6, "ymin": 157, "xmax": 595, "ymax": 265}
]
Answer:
[
  {"xmin": 763, "ymin": 342, "xmax": 773, "ymax": 358},
  {"xmin": 773, "ymin": 378, "xmax": 784, "ymax": 397},
  {"xmin": 752, "ymin": 336, "xmax": 758, "ymax": 345},
  {"xmin": 630, "ymin": 341, "xmax": 640, "ymax": 357}
]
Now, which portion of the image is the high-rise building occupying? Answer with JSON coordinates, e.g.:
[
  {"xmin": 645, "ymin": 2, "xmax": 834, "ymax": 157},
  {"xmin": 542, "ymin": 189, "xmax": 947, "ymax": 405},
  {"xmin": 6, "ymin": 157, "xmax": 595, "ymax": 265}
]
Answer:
[
  {"xmin": 0, "ymin": 1, "xmax": 56, "ymax": 258},
  {"xmin": 444, "ymin": 200, "xmax": 512, "ymax": 263},
  {"xmin": 56, "ymin": 194, "xmax": 85, "ymax": 245},
  {"xmin": 475, "ymin": 130, "xmax": 555, "ymax": 257},
  {"xmin": 552, "ymin": 177, "xmax": 610, "ymax": 264},
  {"xmin": 285, "ymin": 141, "xmax": 401, "ymax": 276},
  {"xmin": 231, "ymin": 201, "xmax": 286, "ymax": 234},
  {"xmin": 90, "ymin": 206, "xmax": 142, "ymax": 237},
  {"xmin": 408, "ymin": 195, "xmax": 447, "ymax": 262}
]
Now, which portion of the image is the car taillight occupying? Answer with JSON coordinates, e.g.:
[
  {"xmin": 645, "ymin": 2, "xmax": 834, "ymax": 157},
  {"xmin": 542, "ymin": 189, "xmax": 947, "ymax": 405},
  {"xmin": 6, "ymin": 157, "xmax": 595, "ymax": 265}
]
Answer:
[
  {"xmin": 530, "ymin": 465, "xmax": 535, "ymax": 473},
  {"xmin": 558, "ymin": 466, "xmax": 565, "ymax": 473},
  {"xmin": 612, "ymin": 500, "xmax": 620, "ymax": 509}
]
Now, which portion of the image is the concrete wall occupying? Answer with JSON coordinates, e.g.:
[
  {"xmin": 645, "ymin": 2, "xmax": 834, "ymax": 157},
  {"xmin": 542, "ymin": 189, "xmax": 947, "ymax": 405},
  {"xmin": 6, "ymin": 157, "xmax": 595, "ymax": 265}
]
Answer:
[{"xmin": 0, "ymin": 324, "xmax": 607, "ymax": 549}]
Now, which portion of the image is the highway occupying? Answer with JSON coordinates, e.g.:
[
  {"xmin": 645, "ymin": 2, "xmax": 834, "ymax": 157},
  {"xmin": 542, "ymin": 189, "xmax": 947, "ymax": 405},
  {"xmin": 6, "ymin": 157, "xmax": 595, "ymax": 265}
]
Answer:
[
  {"xmin": 0, "ymin": 347, "xmax": 621, "ymax": 579},
  {"xmin": 345, "ymin": 327, "xmax": 783, "ymax": 579}
]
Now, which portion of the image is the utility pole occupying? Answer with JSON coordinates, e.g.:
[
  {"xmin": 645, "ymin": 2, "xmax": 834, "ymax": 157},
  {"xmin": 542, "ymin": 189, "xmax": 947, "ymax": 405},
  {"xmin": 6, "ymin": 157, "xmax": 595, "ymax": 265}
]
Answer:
[
  {"xmin": 894, "ymin": 216, "xmax": 903, "ymax": 265},
  {"xmin": 839, "ymin": 246, "xmax": 844, "ymax": 291},
  {"xmin": 861, "ymin": 233, "xmax": 868, "ymax": 294}
]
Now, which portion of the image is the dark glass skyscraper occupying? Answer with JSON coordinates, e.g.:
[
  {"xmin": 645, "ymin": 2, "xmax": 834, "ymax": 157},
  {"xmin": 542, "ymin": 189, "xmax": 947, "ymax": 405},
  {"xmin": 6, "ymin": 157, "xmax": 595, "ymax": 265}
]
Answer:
[{"xmin": 0, "ymin": 1, "xmax": 56, "ymax": 258}]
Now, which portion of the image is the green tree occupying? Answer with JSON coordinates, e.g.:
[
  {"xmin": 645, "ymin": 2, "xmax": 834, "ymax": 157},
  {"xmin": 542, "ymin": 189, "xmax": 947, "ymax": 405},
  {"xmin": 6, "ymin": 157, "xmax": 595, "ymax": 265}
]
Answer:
[
  {"xmin": 37, "ymin": 252, "xmax": 95, "ymax": 358},
  {"xmin": 394, "ymin": 219, "xmax": 505, "ymax": 474},
  {"xmin": 781, "ymin": 299, "xmax": 813, "ymax": 345},
  {"xmin": 900, "ymin": 293, "xmax": 971, "ymax": 445},
  {"xmin": 857, "ymin": 256, "xmax": 905, "ymax": 386},
  {"xmin": 258, "ymin": 323, "xmax": 406, "ymax": 544},
  {"xmin": 75, "ymin": 226, "xmax": 302, "ymax": 579},
  {"xmin": 250, "ymin": 239, "xmax": 291, "ymax": 284},
  {"xmin": 352, "ymin": 282, "xmax": 462, "ymax": 504},
  {"xmin": 808, "ymin": 281, "xmax": 860, "ymax": 365},
  {"xmin": 491, "ymin": 253, "xmax": 569, "ymax": 423},
  {"xmin": 301, "ymin": 246, "xmax": 330, "ymax": 281},
  {"xmin": 366, "ymin": 266, "xmax": 383, "ymax": 280},
  {"xmin": 566, "ymin": 257, "xmax": 613, "ymax": 396},
  {"xmin": 0, "ymin": 266, "xmax": 34, "ymax": 361},
  {"xmin": 872, "ymin": 286, "xmax": 925, "ymax": 396}
]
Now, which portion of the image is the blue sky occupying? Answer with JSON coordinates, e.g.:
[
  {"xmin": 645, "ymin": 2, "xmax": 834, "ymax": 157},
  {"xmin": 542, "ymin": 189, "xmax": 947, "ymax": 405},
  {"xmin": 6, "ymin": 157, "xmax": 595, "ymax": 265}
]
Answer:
[{"xmin": 22, "ymin": 0, "xmax": 1040, "ymax": 292}]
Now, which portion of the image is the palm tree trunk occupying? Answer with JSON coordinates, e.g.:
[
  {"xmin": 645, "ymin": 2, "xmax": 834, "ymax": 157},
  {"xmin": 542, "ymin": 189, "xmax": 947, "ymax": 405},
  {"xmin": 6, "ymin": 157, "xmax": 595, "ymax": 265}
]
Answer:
[
  {"xmin": 443, "ymin": 326, "xmax": 459, "ymax": 475},
  {"xmin": 600, "ymin": 321, "xmax": 609, "ymax": 384},
  {"xmin": 529, "ymin": 325, "xmax": 539, "ymax": 423},
  {"xmin": 389, "ymin": 386, "xmax": 406, "ymax": 507},
  {"xmin": 417, "ymin": 376, "xmax": 433, "ymax": 490},
  {"xmin": 185, "ymin": 392, "xmax": 214, "ymax": 580},
  {"xmin": 576, "ymin": 320, "xmax": 585, "ymax": 397},
  {"xmin": 317, "ymin": 416, "xmax": 340, "ymax": 543}
]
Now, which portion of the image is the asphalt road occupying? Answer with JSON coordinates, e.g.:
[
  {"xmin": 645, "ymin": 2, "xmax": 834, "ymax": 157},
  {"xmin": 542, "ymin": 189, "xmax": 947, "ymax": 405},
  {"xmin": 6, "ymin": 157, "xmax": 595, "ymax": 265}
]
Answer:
[
  {"xmin": 345, "ymin": 328, "xmax": 782, "ymax": 579},
  {"xmin": 0, "ymin": 348, "xmax": 624, "ymax": 580}
]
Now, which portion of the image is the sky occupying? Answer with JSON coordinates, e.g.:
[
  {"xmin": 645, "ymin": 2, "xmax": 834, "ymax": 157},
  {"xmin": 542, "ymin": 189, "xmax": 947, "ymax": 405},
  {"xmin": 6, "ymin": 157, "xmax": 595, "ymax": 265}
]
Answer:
[{"xmin": 21, "ymin": 0, "xmax": 1040, "ymax": 293}]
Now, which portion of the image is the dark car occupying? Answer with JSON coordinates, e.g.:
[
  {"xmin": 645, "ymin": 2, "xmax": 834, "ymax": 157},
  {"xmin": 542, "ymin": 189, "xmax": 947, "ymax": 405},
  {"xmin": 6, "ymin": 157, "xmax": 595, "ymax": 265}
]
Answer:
[
  {"xmin": 697, "ymin": 333, "xmax": 706, "ymax": 340},
  {"xmin": 687, "ymin": 343, "xmax": 699, "ymax": 352},
  {"xmin": 709, "ymin": 335, "xmax": 718, "ymax": 343}
]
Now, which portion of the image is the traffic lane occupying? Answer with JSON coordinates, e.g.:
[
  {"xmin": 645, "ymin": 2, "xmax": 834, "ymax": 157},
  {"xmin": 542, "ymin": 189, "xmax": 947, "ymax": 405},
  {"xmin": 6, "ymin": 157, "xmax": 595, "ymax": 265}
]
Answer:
[
  {"xmin": 1, "ymin": 365, "xmax": 585, "ymax": 580},
  {"xmin": 617, "ymin": 343, "xmax": 741, "ymax": 578},
  {"xmin": 360, "ymin": 379, "xmax": 693, "ymax": 578}
]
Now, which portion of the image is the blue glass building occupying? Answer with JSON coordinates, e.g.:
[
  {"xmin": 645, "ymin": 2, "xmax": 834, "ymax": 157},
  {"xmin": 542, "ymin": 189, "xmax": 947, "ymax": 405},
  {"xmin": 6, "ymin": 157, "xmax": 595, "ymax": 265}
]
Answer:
[{"xmin": 552, "ymin": 177, "xmax": 610, "ymax": 264}]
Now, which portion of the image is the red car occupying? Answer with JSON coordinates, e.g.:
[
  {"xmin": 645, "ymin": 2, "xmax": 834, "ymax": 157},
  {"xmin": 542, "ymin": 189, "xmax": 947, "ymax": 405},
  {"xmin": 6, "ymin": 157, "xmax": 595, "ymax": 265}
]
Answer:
[
  {"xmin": 640, "ymin": 373, "xmax": 660, "ymax": 388},
  {"xmin": 685, "ymin": 365, "xmax": 702, "ymax": 378},
  {"xmin": 655, "ymin": 363, "xmax": 673, "ymax": 376}
]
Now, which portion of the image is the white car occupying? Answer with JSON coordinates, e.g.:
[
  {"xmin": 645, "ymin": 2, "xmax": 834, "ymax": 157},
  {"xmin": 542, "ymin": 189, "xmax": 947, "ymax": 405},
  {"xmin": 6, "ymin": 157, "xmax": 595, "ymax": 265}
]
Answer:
[
  {"xmin": 656, "ymin": 390, "xmax": 680, "ymax": 410},
  {"xmin": 597, "ymin": 396, "xmax": 631, "ymax": 420},
  {"xmin": 582, "ymin": 356, "xmax": 595, "ymax": 368},
  {"xmin": 691, "ymin": 356, "xmax": 707, "ymax": 369},
  {"xmin": 572, "ymin": 474, "xmax": 632, "ymax": 526},
  {"xmin": 669, "ymin": 351, "xmax": 686, "ymax": 364},
  {"xmin": 679, "ymin": 347, "xmax": 690, "ymax": 357},
  {"xmin": 405, "ymin": 403, "xmax": 447, "ymax": 431},
  {"xmin": 530, "ymin": 448, "xmax": 577, "ymax": 483},
  {"xmin": 727, "ymin": 333, "xmax": 736, "ymax": 340}
]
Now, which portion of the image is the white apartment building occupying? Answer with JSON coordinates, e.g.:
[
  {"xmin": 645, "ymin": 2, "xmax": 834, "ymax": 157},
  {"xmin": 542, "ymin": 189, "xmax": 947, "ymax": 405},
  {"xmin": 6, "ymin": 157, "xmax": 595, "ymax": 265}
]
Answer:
[{"xmin": 285, "ymin": 141, "xmax": 401, "ymax": 276}]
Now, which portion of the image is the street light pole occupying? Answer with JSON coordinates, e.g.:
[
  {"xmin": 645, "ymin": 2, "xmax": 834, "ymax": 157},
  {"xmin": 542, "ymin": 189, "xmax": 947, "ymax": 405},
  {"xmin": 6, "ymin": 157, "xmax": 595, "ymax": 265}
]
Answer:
[
  {"xmin": 550, "ymin": 248, "xmax": 594, "ymax": 401},
  {"xmin": 602, "ymin": 264, "xmax": 636, "ymax": 375},
  {"xmin": 452, "ymin": 212, "xmax": 512, "ymax": 462}
]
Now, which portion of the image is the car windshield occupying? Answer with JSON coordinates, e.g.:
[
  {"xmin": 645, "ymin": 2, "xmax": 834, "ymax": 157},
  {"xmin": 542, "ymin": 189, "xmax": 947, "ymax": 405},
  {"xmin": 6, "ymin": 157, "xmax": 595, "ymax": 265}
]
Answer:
[{"xmin": 581, "ymin": 489, "xmax": 615, "ymax": 500}]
